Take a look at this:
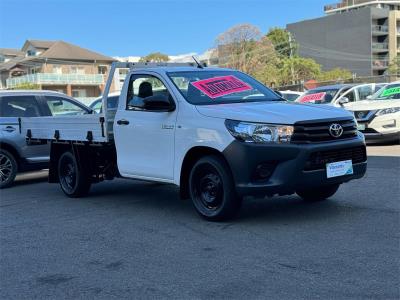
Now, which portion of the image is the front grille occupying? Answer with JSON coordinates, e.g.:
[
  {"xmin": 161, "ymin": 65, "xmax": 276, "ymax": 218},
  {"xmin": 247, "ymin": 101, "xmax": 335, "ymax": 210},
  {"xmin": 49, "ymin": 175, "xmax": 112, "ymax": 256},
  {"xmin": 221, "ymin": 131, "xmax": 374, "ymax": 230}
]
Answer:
[
  {"xmin": 361, "ymin": 128, "xmax": 378, "ymax": 134},
  {"xmin": 292, "ymin": 119, "xmax": 357, "ymax": 143},
  {"xmin": 304, "ymin": 146, "xmax": 367, "ymax": 171}
]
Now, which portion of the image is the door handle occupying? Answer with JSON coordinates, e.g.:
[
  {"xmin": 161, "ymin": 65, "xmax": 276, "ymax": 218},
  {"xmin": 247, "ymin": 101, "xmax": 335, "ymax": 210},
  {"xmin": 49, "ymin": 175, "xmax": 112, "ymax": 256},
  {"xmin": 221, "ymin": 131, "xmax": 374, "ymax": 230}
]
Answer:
[
  {"xmin": 116, "ymin": 119, "xmax": 130, "ymax": 125},
  {"xmin": 2, "ymin": 126, "xmax": 16, "ymax": 132}
]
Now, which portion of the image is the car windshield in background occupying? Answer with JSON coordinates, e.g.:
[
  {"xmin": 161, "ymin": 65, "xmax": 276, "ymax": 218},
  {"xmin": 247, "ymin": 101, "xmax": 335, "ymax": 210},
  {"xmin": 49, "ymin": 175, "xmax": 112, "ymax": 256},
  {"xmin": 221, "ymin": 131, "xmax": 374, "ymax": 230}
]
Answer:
[
  {"xmin": 299, "ymin": 88, "xmax": 340, "ymax": 104},
  {"xmin": 167, "ymin": 71, "xmax": 281, "ymax": 105},
  {"xmin": 372, "ymin": 84, "xmax": 400, "ymax": 100},
  {"xmin": 282, "ymin": 93, "xmax": 300, "ymax": 101}
]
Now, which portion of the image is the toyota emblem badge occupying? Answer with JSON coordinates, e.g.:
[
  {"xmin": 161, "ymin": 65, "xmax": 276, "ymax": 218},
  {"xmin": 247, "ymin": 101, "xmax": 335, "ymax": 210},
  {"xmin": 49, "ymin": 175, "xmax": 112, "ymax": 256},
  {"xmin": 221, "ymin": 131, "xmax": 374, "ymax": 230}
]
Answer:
[{"xmin": 329, "ymin": 123, "xmax": 343, "ymax": 138}]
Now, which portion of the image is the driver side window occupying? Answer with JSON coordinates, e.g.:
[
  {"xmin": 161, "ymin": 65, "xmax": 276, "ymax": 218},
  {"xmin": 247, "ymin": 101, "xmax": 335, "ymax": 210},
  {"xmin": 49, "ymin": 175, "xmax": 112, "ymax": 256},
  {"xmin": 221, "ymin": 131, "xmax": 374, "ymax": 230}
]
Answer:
[{"xmin": 126, "ymin": 75, "xmax": 170, "ymax": 110}]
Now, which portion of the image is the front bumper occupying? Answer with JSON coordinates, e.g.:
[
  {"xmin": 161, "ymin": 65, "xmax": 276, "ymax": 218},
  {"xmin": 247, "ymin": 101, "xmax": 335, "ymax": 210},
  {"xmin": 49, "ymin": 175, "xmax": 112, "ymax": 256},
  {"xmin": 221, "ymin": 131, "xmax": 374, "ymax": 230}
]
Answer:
[
  {"xmin": 222, "ymin": 136, "xmax": 367, "ymax": 197},
  {"xmin": 360, "ymin": 130, "xmax": 400, "ymax": 144}
]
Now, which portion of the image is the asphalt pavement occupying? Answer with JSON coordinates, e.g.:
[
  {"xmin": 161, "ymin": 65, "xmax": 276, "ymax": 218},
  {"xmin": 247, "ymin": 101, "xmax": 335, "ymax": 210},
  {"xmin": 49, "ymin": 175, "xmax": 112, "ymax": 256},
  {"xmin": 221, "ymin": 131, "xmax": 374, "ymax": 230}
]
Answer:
[{"xmin": 0, "ymin": 145, "xmax": 399, "ymax": 299}]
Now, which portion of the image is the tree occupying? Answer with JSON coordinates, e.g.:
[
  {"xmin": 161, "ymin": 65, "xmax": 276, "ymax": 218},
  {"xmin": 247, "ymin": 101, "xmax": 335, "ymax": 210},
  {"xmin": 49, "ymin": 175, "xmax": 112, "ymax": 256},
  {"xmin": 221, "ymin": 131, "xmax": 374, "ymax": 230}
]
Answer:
[
  {"xmin": 318, "ymin": 68, "xmax": 353, "ymax": 81},
  {"xmin": 12, "ymin": 83, "xmax": 40, "ymax": 90},
  {"xmin": 215, "ymin": 24, "xmax": 262, "ymax": 74},
  {"xmin": 215, "ymin": 24, "xmax": 278, "ymax": 78},
  {"xmin": 266, "ymin": 27, "xmax": 297, "ymax": 58},
  {"xmin": 279, "ymin": 56, "xmax": 321, "ymax": 85},
  {"xmin": 139, "ymin": 52, "xmax": 170, "ymax": 62},
  {"xmin": 387, "ymin": 55, "xmax": 400, "ymax": 76}
]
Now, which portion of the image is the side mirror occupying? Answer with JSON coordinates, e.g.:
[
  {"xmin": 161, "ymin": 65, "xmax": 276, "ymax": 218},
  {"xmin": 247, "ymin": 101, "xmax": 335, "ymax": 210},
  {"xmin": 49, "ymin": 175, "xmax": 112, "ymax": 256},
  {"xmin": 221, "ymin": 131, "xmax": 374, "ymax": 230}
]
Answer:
[
  {"xmin": 338, "ymin": 97, "xmax": 349, "ymax": 106},
  {"xmin": 143, "ymin": 95, "xmax": 175, "ymax": 111}
]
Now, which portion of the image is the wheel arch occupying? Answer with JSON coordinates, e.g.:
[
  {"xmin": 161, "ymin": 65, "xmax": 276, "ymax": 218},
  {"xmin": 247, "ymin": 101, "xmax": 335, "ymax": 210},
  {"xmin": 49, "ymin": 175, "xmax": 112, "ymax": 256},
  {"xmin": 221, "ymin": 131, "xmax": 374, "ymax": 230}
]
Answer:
[
  {"xmin": 0, "ymin": 142, "xmax": 21, "ymax": 169},
  {"xmin": 48, "ymin": 142, "xmax": 73, "ymax": 183},
  {"xmin": 179, "ymin": 146, "xmax": 232, "ymax": 199}
]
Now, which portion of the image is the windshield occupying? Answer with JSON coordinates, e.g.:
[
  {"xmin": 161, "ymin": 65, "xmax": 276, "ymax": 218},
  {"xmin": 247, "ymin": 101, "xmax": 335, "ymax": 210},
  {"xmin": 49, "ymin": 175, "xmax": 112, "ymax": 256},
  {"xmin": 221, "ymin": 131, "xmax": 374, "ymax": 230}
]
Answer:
[
  {"xmin": 167, "ymin": 70, "xmax": 281, "ymax": 105},
  {"xmin": 282, "ymin": 93, "xmax": 300, "ymax": 101},
  {"xmin": 370, "ymin": 83, "xmax": 400, "ymax": 100},
  {"xmin": 298, "ymin": 88, "xmax": 341, "ymax": 104}
]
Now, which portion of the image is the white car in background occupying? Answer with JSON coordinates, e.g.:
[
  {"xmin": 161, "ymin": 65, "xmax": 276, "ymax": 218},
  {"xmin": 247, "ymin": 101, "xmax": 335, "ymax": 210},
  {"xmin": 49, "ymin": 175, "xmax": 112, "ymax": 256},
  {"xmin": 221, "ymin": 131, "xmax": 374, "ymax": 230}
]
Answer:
[
  {"xmin": 297, "ymin": 83, "xmax": 385, "ymax": 107},
  {"xmin": 279, "ymin": 90, "xmax": 303, "ymax": 101},
  {"xmin": 346, "ymin": 82, "xmax": 400, "ymax": 144}
]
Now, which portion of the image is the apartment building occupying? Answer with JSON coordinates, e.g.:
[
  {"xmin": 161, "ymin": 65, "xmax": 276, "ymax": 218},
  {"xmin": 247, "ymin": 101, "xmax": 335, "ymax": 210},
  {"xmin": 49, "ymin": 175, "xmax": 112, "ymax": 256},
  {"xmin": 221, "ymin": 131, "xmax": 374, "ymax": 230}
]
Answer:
[
  {"xmin": 287, "ymin": 0, "xmax": 400, "ymax": 76},
  {"xmin": 0, "ymin": 40, "xmax": 116, "ymax": 103}
]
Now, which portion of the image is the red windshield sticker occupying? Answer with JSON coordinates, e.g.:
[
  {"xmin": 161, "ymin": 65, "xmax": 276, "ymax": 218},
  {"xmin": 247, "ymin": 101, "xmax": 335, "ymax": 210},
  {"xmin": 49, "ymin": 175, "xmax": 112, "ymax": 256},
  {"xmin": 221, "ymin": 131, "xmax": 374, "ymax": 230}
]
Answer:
[
  {"xmin": 299, "ymin": 92, "xmax": 326, "ymax": 103},
  {"xmin": 191, "ymin": 75, "xmax": 252, "ymax": 99}
]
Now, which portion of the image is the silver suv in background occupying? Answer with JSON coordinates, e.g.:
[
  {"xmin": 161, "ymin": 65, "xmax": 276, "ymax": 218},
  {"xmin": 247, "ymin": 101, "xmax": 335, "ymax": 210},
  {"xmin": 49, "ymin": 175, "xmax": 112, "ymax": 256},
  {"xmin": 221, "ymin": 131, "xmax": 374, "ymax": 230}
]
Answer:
[{"xmin": 0, "ymin": 90, "xmax": 92, "ymax": 188}]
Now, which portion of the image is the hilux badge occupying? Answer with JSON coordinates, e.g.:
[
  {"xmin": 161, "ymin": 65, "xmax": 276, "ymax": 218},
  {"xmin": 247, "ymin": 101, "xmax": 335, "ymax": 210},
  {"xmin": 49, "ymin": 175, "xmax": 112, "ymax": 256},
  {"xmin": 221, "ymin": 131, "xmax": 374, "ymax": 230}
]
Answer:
[{"xmin": 329, "ymin": 123, "xmax": 343, "ymax": 138}]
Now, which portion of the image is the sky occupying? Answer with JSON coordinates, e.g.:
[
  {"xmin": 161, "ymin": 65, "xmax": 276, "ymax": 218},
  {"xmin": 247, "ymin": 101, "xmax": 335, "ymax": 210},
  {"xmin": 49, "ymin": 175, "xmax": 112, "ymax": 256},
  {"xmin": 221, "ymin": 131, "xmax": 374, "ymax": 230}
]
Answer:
[{"xmin": 0, "ymin": 0, "xmax": 327, "ymax": 57}]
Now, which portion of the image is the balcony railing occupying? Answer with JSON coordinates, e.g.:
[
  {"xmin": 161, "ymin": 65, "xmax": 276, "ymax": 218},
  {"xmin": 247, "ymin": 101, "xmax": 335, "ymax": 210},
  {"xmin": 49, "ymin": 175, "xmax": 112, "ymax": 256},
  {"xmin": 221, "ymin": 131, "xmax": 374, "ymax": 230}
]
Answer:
[
  {"xmin": 372, "ymin": 25, "xmax": 389, "ymax": 33},
  {"xmin": 325, "ymin": 0, "xmax": 390, "ymax": 13},
  {"xmin": 6, "ymin": 73, "xmax": 105, "ymax": 88},
  {"xmin": 372, "ymin": 42, "xmax": 389, "ymax": 50}
]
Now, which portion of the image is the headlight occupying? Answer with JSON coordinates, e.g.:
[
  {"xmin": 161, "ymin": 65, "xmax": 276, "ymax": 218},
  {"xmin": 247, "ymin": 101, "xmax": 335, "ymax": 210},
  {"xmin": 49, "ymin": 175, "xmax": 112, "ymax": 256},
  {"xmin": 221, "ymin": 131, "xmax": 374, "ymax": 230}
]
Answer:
[
  {"xmin": 376, "ymin": 107, "xmax": 400, "ymax": 116},
  {"xmin": 225, "ymin": 119, "xmax": 294, "ymax": 143}
]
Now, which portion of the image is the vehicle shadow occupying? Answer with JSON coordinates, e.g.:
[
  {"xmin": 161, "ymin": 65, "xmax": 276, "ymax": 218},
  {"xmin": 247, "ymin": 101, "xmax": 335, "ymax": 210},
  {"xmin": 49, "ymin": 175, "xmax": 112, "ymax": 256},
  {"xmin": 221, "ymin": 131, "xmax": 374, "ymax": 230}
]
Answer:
[
  {"xmin": 237, "ymin": 195, "xmax": 343, "ymax": 224},
  {"xmin": 86, "ymin": 179, "xmax": 343, "ymax": 225}
]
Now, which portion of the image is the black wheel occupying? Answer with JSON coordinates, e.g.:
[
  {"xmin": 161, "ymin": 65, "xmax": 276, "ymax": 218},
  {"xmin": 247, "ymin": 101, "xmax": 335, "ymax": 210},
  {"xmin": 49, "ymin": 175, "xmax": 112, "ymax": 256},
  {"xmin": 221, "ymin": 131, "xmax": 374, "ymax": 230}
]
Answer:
[
  {"xmin": 189, "ymin": 155, "xmax": 241, "ymax": 221},
  {"xmin": 297, "ymin": 184, "xmax": 340, "ymax": 202},
  {"xmin": 0, "ymin": 149, "xmax": 17, "ymax": 189},
  {"xmin": 58, "ymin": 151, "xmax": 91, "ymax": 197}
]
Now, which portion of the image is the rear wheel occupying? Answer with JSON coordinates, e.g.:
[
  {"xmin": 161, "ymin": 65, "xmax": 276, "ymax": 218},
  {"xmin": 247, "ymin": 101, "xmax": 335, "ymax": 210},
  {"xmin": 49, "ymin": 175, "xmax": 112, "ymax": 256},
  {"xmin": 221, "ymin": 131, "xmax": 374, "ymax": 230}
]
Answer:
[
  {"xmin": 0, "ymin": 149, "xmax": 17, "ymax": 189},
  {"xmin": 189, "ymin": 155, "xmax": 241, "ymax": 221},
  {"xmin": 297, "ymin": 184, "xmax": 340, "ymax": 202},
  {"xmin": 58, "ymin": 151, "xmax": 91, "ymax": 197}
]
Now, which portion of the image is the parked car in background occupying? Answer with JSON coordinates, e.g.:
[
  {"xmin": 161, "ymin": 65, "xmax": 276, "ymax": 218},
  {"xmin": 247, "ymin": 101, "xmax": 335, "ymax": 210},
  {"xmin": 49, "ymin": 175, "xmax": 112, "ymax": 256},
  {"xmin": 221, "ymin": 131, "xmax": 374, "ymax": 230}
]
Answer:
[
  {"xmin": 346, "ymin": 82, "xmax": 400, "ymax": 144},
  {"xmin": 297, "ymin": 83, "xmax": 384, "ymax": 106},
  {"xmin": 0, "ymin": 90, "xmax": 92, "ymax": 188},
  {"xmin": 89, "ymin": 92, "xmax": 119, "ymax": 113},
  {"xmin": 279, "ymin": 90, "xmax": 303, "ymax": 101}
]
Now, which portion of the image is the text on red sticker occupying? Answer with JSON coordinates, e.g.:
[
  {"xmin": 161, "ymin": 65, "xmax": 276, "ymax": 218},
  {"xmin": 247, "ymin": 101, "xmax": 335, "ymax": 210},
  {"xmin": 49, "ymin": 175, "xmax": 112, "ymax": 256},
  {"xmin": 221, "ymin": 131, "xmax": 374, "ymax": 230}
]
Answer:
[
  {"xmin": 191, "ymin": 76, "xmax": 252, "ymax": 99},
  {"xmin": 299, "ymin": 92, "xmax": 326, "ymax": 103}
]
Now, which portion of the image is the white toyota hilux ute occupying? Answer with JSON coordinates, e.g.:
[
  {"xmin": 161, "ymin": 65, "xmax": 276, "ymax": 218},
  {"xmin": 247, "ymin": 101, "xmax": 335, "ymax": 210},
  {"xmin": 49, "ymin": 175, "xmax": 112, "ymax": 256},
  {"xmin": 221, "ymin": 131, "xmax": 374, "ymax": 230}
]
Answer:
[{"xmin": 21, "ymin": 62, "xmax": 367, "ymax": 221}]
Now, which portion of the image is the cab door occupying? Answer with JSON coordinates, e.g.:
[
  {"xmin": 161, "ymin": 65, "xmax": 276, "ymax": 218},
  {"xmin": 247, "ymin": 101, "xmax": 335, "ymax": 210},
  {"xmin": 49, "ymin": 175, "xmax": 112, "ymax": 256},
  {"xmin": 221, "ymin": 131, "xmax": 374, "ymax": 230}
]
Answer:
[{"xmin": 113, "ymin": 73, "xmax": 177, "ymax": 181}]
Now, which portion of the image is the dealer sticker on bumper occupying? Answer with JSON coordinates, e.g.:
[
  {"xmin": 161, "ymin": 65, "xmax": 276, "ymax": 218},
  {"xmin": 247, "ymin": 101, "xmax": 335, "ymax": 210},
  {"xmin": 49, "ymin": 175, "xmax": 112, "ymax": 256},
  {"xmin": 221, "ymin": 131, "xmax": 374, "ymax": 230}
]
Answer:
[{"xmin": 326, "ymin": 160, "xmax": 353, "ymax": 178}]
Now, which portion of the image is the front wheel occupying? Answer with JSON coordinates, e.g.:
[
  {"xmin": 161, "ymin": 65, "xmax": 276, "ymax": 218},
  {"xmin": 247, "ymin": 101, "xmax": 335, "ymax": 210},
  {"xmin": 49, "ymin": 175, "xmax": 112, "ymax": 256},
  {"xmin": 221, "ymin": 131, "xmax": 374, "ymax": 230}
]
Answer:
[
  {"xmin": 296, "ymin": 184, "xmax": 340, "ymax": 202},
  {"xmin": 58, "ymin": 151, "xmax": 91, "ymax": 197},
  {"xmin": 189, "ymin": 155, "xmax": 241, "ymax": 221},
  {"xmin": 0, "ymin": 149, "xmax": 17, "ymax": 189}
]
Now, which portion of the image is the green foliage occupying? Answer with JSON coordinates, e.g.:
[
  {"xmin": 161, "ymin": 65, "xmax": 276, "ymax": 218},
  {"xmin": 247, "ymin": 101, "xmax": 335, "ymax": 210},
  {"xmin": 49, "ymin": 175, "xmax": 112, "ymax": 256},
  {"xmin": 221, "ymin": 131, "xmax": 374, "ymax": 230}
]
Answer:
[
  {"xmin": 278, "ymin": 56, "xmax": 321, "ymax": 85},
  {"xmin": 317, "ymin": 68, "xmax": 353, "ymax": 81},
  {"xmin": 139, "ymin": 52, "xmax": 170, "ymax": 63},
  {"xmin": 266, "ymin": 27, "xmax": 297, "ymax": 58},
  {"xmin": 387, "ymin": 56, "xmax": 400, "ymax": 76},
  {"xmin": 214, "ymin": 24, "xmax": 352, "ymax": 86},
  {"xmin": 12, "ymin": 83, "xmax": 40, "ymax": 90}
]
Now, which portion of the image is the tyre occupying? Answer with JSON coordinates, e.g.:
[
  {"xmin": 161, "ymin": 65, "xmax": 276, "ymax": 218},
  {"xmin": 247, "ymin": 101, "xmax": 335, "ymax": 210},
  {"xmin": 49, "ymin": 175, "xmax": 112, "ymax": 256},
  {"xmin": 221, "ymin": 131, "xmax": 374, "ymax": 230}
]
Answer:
[
  {"xmin": 189, "ymin": 155, "xmax": 241, "ymax": 221},
  {"xmin": 58, "ymin": 151, "xmax": 91, "ymax": 197},
  {"xmin": 296, "ymin": 184, "xmax": 340, "ymax": 202},
  {"xmin": 0, "ymin": 149, "xmax": 17, "ymax": 189}
]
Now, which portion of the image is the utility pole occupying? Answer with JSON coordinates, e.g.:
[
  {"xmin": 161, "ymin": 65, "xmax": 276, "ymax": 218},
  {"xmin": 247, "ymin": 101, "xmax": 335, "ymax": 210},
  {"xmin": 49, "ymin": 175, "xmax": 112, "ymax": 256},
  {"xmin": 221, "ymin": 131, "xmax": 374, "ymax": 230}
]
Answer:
[{"xmin": 288, "ymin": 31, "xmax": 295, "ymax": 85}]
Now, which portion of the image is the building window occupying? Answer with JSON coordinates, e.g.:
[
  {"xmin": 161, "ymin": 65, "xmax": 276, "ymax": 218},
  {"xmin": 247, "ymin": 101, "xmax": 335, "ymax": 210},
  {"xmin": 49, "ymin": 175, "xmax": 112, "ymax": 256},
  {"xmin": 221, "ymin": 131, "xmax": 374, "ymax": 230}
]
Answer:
[
  {"xmin": 72, "ymin": 89, "xmax": 87, "ymax": 98},
  {"xmin": 53, "ymin": 66, "xmax": 62, "ymax": 74},
  {"xmin": 98, "ymin": 65, "xmax": 107, "ymax": 74},
  {"xmin": 27, "ymin": 50, "xmax": 36, "ymax": 56},
  {"xmin": 71, "ymin": 66, "xmax": 85, "ymax": 74}
]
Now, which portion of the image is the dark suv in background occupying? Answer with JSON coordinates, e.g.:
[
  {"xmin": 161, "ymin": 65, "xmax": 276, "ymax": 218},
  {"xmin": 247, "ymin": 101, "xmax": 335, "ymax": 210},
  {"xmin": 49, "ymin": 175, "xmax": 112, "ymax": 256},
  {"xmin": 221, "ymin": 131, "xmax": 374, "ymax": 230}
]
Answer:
[{"xmin": 0, "ymin": 90, "xmax": 92, "ymax": 188}]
